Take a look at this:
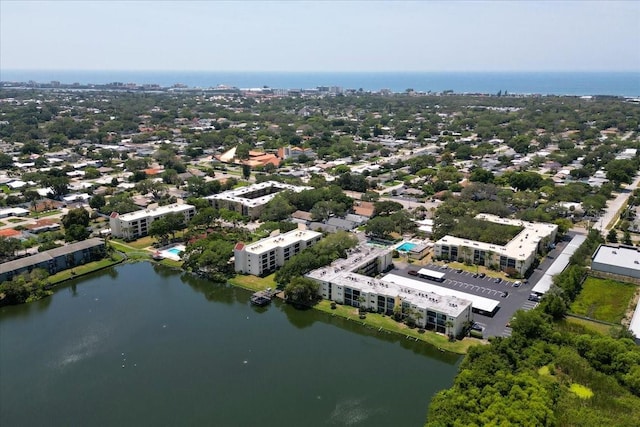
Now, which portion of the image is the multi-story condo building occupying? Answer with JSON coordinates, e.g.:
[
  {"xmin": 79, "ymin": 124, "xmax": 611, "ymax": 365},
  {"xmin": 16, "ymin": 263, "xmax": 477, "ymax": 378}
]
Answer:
[
  {"xmin": 434, "ymin": 214, "xmax": 558, "ymax": 277},
  {"xmin": 109, "ymin": 203, "xmax": 196, "ymax": 239},
  {"xmin": 234, "ymin": 227, "xmax": 322, "ymax": 276},
  {"xmin": 306, "ymin": 244, "xmax": 472, "ymax": 336},
  {"xmin": 205, "ymin": 181, "xmax": 311, "ymax": 219}
]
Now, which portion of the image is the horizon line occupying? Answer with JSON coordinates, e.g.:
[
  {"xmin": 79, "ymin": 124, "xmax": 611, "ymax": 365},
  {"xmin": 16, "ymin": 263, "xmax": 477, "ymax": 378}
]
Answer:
[{"xmin": 2, "ymin": 68, "xmax": 639, "ymax": 74}]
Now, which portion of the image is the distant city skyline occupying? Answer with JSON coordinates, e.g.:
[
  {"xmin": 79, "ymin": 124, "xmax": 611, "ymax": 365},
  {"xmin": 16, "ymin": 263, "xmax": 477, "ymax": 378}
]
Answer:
[{"xmin": 1, "ymin": 1, "xmax": 639, "ymax": 72}]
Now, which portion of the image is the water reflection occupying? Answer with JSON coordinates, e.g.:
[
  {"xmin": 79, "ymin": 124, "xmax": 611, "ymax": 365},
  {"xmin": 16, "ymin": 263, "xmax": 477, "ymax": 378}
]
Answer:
[{"xmin": 0, "ymin": 262, "xmax": 461, "ymax": 427}]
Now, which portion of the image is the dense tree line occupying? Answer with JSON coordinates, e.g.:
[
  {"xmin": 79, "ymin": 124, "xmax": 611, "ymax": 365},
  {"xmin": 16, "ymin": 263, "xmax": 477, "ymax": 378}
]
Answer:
[
  {"xmin": 427, "ymin": 309, "xmax": 640, "ymax": 426},
  {"xmin": 275, "ymin": 231, "xmax": 358, "ymax": 286}
]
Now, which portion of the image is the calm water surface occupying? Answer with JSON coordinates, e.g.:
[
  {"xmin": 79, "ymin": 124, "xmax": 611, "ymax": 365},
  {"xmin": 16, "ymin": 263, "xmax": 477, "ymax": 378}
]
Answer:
[{"xmin": 0, "ymin": 263, "xmax": 460, "ymax": 427}]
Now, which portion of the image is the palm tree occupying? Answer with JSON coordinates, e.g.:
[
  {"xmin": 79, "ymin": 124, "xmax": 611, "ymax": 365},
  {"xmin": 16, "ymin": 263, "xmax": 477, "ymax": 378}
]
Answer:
[{"xmin": 445, "ymin": 319, "xmax": 455, "ymax": 340}]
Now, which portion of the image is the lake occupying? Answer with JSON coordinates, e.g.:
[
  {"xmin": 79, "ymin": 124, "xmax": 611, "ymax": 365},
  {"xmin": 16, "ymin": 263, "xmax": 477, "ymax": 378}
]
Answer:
[{"xmin": 0, "ymin": 263, "xmax": 460, "ymax": 426}]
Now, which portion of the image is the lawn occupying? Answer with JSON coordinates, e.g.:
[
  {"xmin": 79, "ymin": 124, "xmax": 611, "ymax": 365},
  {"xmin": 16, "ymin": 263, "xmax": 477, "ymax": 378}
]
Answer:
[
  {"xmin": 559, "ymin": 316, "xmax": 612, "ymax": 335},
  {"xmin": 47, "ymin": 253, "xmax": 125, "ymax": 285},
  {"xmin": 313, "ymin": 299, "xmax": 481, "ymax": 354},
  {"xmin": 228, "ymin": 273, "xmax": 277, "ymax": 292},
  {"xmin": 29, "ymin": 210, "xmax": 61, "ymax": 219},
  {"xmin": 108, "ymin": 241, "xmax": 152, "ymax": 260},
  {"xmin": 225, "ymin": 274, "xmax": 481, "ymax": 354},
  {"xmin": 570, "ymin": 277, "xmax": 638, "ymax": 323}
]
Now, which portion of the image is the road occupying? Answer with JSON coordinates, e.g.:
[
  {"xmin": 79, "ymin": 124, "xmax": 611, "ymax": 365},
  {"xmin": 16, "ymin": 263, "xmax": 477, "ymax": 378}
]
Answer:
[{"xmin": 595, "ymin": 172, "xmax": 640, "ymax": 233}]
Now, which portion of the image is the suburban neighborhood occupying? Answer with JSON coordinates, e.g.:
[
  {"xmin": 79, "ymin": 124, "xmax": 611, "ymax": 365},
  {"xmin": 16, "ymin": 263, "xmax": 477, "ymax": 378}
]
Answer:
[{"xmin": 1, "ymin": 80, "xmax": 640, "ymax": 425}]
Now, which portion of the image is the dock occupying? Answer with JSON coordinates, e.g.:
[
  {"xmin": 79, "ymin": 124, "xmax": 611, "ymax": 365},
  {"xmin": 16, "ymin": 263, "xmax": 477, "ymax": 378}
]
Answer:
[{"xmin": 250, "ymin": 288, "xmax": 275, "ymax": 306}]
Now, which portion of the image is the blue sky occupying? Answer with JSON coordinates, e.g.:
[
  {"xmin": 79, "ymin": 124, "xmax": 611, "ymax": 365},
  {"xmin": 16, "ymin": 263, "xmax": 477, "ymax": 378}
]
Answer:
[{"xmin": 1, "ymin": 1, "xmax": 639, "ymax": 72}]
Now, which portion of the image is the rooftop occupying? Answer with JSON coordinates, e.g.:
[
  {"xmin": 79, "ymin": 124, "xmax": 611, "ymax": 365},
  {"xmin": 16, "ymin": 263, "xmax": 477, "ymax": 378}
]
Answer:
[
  {"xmin": 532, "ymin": 234, "xmax": 587, "ymax": 294},
  {"xmin": 437, "ymin": 214, "xmax": 557, "ymax": 261},
  {"xmin": 241, "ymin": 228, "xmax": 322, "ymax": 255},
  {"xmin": 306, "ymin": 244, "xmax": 392, "ymax": 284},
  {"xmin": 592, "ymin": 245, "xmax": 640, "ymax": 272},
  {"xmin": 205, "ymin": 181, "xmax": 311, "ymax": 207},
  {"xmin": 382, "ymin": 274, "xmax": 500, "ymax": 313},
  {"xmin": 115, "ymin": 203, "xmax": 194, "ymax": 222}
]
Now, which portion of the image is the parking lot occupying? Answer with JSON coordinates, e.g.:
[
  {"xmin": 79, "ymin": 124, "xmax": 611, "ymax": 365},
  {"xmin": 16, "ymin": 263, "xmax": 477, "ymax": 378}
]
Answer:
[{"xmin": 397, "ymin": 262, "xmax": 547, "ymax": 339}]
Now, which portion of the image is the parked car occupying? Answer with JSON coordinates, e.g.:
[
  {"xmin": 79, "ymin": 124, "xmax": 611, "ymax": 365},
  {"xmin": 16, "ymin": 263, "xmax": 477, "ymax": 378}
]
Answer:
[
  {"xmin": 479, "ymin": 273, "xmax": 486, "ymax": 278},
  {"xmin": 408, "ymin": 270, "xmax": 418, "ymax": 276},
  {"xmin": 472, "ymin": 273, "xmax": 479, "ymax": 278},
  {"xmin": 528, "ymin": 293, "xmax": 541, "ymax": 302},
  {"xmin": 456, "ymin": 268, "xmax": 463, "ymax": 273},
  {"xmin": 513, "ymin": 281, "xmax": 521, "ymax": 287},
  {"xmin": 501, "ymin": 291, "xmax": 509, "ymax": 298},
  {"xmin": 471, "ymin": 323, "xmax": 484, "ymax": 332},
  {"xmin": 494, "ymin": 278, "xmax": 502, "ymax": 283}
]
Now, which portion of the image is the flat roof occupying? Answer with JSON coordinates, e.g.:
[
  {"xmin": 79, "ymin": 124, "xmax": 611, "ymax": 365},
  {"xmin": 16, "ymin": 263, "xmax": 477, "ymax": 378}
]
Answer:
[
  {"xmin": 205, "ymin": 181, "xmax": 311, "ymax": 207},
  {"xmin": 327, "ymin": 272, "xmax": 471, "ymax": 317},
  {"xmin": 417, "ymin": 268, "xmax": 446, "ymax": 279},
  {"xmin": 592, "ymin": 245, "xmax": 640, "ymax": 272},
  {"xmin": 116, "ymin": 203, "xmax": 194, "ymax": 222},
  {"xmin": 436, "ymin": 213, "xmax": 557, "ymax": 261},
  {"xmin": 532, "ymin": 234, "xmax": 587, "ymax": 294},
  {"xmin": 382, "ymin": 273, "xmax": 500, "ymax": 313},
  {"xmin": 306, "ymin": 244, "xmax": 393, "ymax": 283},
  {"xmin": 243, "ymin": 229, "xmax": 322, "ymax": 255}
]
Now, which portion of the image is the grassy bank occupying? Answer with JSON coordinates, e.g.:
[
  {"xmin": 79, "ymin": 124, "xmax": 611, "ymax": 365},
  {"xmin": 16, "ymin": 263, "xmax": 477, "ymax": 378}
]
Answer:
[
  {"xmin": 313, "ymin": 300, "xmax": 480, "ymax": 354},
  {"xmin": 570, "ymin": 277, "xmax": 637, "ymax": 323},
  {"xmin": 228, "ymin": 273, "xmax": 277, "ymax": 292},
  {"xmin": 47, "ymin": 252, "xmax": 126, "ymax": 286},
  {"xmin": 226, "ymin": 273, "xmax": 480, "ymax": 354}
]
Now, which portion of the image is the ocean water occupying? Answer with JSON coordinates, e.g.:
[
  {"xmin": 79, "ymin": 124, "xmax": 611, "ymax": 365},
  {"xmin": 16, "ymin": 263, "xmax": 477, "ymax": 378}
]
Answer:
[{"xmin": 1, "ymin": 70, "xmax": 639, "ymax": 96}]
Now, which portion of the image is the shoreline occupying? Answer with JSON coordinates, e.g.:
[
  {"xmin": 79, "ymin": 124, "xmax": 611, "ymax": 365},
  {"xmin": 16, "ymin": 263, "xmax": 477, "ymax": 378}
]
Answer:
[
  {"xmin": 2, "ymin": 240, "xmax": 480, "ymax": 354},
  {"xmin": 228, "ymin": 273, "xmax": 481, "ymax": 355}
]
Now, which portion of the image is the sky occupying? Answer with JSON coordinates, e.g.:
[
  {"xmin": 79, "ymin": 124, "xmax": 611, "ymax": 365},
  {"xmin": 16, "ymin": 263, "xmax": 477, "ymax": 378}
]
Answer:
[{"xmin": 1, "ymin": 1, "xmax": 639, "ymax": 72}]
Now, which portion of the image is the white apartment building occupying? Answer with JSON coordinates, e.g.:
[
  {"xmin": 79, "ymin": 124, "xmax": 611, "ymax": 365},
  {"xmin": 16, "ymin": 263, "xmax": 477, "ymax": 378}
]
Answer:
[
  {"xmin": 434, "ymin": 214, "xmax": 558, "ymax": 277},
  {"xmin": 306, "ymin": 244, "xmax": 472, "ymax": 337},
  {"xmin": 234, "ymin": 227, "xmax": 322, "ymax": 276},
  {"xmin": 205, "ymin": 181, "xmax": 311, "ymax": 219},
  {"xmin": 109, "ymin": 203, "xmax": 196, "ymax": 239}
]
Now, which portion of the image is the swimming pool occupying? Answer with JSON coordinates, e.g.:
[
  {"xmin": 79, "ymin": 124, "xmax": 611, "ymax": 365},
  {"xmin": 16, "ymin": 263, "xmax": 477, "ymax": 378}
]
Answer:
[
  {"xmin": 160, "ymin": 245, "xmax": 186, "ymax": 260},
  {"xmin": 397, "ymin": 242, "xmax": 417, "ymax": 252},
  {"xmin": 167, "ymin": 247, "xmax": 183, "ymax": 255}
]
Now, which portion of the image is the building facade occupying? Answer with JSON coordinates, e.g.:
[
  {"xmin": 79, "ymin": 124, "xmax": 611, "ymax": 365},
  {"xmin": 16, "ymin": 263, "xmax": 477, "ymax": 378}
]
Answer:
[
  {"xmin": 306, "ymin": 244, "xmax": 472, "ymax": 337},
  {"xmin": 109, "ymin": 203, "xmax": 196, "ymax": 239},
  {"xmin": 434, "ymin": 214, "xmax": 557, "ymax": 277},
  {"xmin": 234, "ymin": 228, "xmax": 322, "ymax": 276},
  {"xmin": 0, "ymin": 238, "xmax": 106, "ymax": 283},
  {"xmin": 591, "ymin": 245, "xmax": 640, "ymax": 279},
  {"xmin": 205, "ymin": 181, "xmax": 311, "ymax": 219}
]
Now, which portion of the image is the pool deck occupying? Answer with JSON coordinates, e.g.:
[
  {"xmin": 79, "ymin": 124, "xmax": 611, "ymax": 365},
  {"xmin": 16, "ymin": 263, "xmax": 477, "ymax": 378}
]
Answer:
[{"xmin": 158, "ymin": 244, "xmax": 186, "ymax": 261}]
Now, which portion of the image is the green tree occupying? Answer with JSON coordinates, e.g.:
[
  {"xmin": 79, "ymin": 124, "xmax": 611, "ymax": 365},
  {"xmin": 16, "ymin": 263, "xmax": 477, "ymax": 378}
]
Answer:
[
  {"xmin": 539, "ymin": 292, "xmax": 567, "ymax": 320},
  {"xmin": 61, "ymin": 207, "xmax": 90, "ymax": 230},
  {"xmin": 182, "ymin": 238, "xmax": 235, "ymax": 282},
  {"xmin": 89, "ymin": 194, "xmax": 106, "ymax": 210},
  {"xmin": 365, "ymin": 216, "xmax": 396, "ymax": 239},
  {"xmin": 65, "ymin": 224, "xmax": 91, "ymax": 242},
  {"xmin": 284, "ymin": 276, "xmax": 319, "ymax": 305},
  {"xmin": 242, "ymin": 164, "xmax": 251, "ymax": 180}
]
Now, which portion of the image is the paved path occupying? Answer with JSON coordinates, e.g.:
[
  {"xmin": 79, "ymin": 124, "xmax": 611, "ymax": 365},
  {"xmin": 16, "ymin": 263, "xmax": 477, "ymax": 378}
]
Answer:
[{"xmin": 595, "ymin": 173, "xmax": 640, "ymax": 233}]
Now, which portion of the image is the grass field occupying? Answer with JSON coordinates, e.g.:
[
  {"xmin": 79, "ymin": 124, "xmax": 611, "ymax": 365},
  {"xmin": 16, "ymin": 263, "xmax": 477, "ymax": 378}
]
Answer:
[
  {"xmin": 570, "ymin": 277, "xmax": 638, "ymax": 323},
  {"xmin": 228, "ymin": 273, "xmax": 276, "ymax": 292},
  {"xmin": 47, "ymin": 253, "xmax": 125, "ymax": 285},
  {"xmin": 559, "ymin": 316, "xmax": 613, "ymax": 335}
]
